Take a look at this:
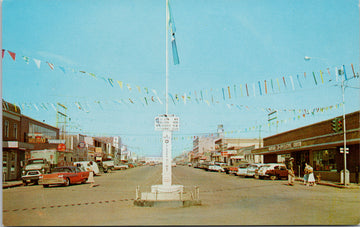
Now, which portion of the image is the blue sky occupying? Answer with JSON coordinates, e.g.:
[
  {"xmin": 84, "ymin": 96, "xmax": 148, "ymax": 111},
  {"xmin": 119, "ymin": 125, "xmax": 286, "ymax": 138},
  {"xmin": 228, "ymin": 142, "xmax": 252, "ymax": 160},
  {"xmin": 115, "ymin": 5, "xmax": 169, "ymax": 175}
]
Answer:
[{"xmin": 2, "ymin": 0, "xmax": 359, "ymax": 157}]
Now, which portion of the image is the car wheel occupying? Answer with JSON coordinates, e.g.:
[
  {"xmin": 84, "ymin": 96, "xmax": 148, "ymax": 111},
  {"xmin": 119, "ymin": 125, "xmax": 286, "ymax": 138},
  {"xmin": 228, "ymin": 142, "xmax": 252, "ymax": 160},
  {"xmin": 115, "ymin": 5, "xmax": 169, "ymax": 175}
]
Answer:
[
  {"xmin": 23, "ymin": 181, "xmax": 28, "ymax": 186},
  {"xmin": 254, "ymin": 175, "xmax": 259, "ymax": 179},
  {"xmin": 82, "ymin": 178, "xmax": 87, "ymax": 184},
  {"xmin": 43, "ymin": 184, "xmax": 49, "ymax": 188},
  {"xmin": 64, "ymin": 178, "xmax": 70, "ymax": 187}
]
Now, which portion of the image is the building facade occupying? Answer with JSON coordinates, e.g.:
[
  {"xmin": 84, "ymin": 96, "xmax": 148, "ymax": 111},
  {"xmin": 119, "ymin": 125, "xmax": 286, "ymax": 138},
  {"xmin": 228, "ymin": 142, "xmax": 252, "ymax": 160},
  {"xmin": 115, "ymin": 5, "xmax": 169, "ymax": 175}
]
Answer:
[
  {"xmin": 2, "ymin": 100, "xmax": 61, "ymax": 181},
  {"xmin": 252, "ymin": 111, "xmax": 360, "ymax": 183}
]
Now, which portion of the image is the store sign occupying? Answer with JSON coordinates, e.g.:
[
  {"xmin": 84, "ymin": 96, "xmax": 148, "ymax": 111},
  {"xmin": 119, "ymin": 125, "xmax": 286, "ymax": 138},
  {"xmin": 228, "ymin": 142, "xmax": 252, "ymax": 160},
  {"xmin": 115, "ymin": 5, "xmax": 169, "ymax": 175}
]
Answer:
[
  {"xmin": 78, "ymin": 142, "xmax": 86, "ymax": 148},
  {"xmin": 28, "ymin": 137, "xmax": 47, "ymax": 144},
  {"xmin": 57, "ymin": 143, "xmax": 66, "ymax": 151},
  {"xmin": 269, "ymin": 141, "xmax": 302, "ymax": 151}
]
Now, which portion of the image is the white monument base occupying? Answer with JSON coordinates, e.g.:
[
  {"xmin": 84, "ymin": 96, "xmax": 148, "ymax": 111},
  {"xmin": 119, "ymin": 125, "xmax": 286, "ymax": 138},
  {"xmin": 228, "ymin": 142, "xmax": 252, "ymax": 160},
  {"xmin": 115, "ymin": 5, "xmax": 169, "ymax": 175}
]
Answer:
[
  {"xmin": 134, "ymin": 184, "xmax": 201, "ymax": 207},
  {"xmin": 151, "ymin": 184, "xmax": 184, "ymax": 193}
]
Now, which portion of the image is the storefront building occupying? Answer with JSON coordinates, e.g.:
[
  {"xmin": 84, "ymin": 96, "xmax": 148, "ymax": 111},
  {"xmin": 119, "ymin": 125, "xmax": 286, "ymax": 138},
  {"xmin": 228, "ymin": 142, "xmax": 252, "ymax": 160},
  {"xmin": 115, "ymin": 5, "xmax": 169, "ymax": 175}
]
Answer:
[
  {"xmin": 2, "ymin": 100, "xmax": 61, "ymax": 181},
  {"xmin": 252, "ymin": 111, "xmax": 359, "ymax": 183}
]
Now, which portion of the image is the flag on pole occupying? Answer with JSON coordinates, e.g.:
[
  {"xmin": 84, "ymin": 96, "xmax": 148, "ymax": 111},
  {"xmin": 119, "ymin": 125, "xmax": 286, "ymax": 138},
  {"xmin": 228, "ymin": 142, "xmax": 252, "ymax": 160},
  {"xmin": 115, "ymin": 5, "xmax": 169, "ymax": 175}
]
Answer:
[{"xmin": 168, "ymin": 0, "xmax": 180, "ymax": 65}]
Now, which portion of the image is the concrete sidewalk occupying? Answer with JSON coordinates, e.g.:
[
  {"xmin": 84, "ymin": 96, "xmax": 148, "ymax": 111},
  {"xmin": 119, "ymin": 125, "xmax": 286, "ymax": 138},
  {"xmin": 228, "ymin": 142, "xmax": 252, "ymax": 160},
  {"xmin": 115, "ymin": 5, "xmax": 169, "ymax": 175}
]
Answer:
[
  {"xmin": 3, "ymin": 181, "xmax": 24, "ymax": 189},
  {"xmin": 294, "ymin": 177, "xmax": 359, "ymax": 189}
]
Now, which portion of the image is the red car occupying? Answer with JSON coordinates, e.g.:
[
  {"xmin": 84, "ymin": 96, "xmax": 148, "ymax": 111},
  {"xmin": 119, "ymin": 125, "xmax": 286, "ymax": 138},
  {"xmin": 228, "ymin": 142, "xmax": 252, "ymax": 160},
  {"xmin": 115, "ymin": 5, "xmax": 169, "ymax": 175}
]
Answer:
[{"xmin": 39, "ymin": 166, "xmax": 90, "ymax": 188}]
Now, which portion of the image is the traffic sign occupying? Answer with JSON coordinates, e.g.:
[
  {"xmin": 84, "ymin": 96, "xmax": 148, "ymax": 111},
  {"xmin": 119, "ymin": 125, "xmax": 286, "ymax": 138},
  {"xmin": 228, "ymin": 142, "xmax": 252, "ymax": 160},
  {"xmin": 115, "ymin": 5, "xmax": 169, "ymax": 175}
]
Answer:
[{"xmin": 155, "ymin": 114, "xmax": 179, "ymax": 131}]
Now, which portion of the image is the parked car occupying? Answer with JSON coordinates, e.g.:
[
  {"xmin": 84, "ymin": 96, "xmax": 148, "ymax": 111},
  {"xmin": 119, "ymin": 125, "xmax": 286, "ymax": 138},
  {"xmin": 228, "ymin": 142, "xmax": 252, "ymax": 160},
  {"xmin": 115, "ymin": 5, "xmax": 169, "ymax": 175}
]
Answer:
[
  {"xmin": 114, "ymin": 164, "xmax": 129, "ymax": 170},
  {"xmin": 73, "ymin": 161, "xmax": 100, "ymax": 175},
  {"xmin": 102, "ymin": 160, "xmax": 115, "ymax": 173},
  {"xmin": 255, "ymin": 163, "xmax": 287, "ymax": 179},
  {"xmin": 208, "ymin": 164, "xmax": 225, "ymax": 172},
  {"xmin": 245, "ymin": 163, "xmax": 263, "ymax": 177},
  {"xmin": 39, "ymin": 166, "xmax": 90, "ymax": 188},
  {"xmin": 266, "ymin": 165, "xmax": 289, "ymax": 180},
  {"xmin": 236, "ymin": 164, "xmax": 251, "ymax": 177}
]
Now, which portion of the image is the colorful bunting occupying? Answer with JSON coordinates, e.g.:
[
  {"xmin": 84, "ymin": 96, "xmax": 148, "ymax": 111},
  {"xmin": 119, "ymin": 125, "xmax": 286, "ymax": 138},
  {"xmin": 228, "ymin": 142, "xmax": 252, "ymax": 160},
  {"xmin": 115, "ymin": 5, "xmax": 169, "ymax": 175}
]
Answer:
[
  {"xmin": 46, "ymin": 62, "xmax": 54, "ymax": 70},
  {"xmin": 7, "ymin": 51, "xmax": 16, "ymax": 61}
]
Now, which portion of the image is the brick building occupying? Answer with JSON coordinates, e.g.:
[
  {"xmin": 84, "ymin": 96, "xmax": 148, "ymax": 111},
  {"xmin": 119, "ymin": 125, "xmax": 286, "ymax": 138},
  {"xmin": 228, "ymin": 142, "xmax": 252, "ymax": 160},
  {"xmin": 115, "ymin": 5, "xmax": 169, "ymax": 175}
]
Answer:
[{"xmin": 252, "ymin": 111, "xmax": 360, "ymax": 183}]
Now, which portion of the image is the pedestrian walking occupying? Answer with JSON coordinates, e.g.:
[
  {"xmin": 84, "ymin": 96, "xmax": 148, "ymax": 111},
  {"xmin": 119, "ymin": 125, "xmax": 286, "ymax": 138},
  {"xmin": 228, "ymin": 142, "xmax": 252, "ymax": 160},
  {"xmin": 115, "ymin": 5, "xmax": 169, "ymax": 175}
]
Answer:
[
  {"xmin": 306, "ymin": 164, "xmax": 316, "ymax": 186},
  {"xmin": 86, "ymin": 161, "xmax": 97, "ymax": 188},
  {"xmin": 287, "ymin": 157, "xmax": 295, "ymax": 186},
  {"xmin": 303, "ymin": 163, "xmax": 310, "ymax": 185}
]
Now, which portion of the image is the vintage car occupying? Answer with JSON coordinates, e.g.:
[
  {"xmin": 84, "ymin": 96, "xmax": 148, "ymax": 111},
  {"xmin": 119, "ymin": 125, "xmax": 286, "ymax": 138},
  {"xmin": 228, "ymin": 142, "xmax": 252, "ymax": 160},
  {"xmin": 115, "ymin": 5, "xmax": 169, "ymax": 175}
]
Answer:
[
  {"xmin": 39, "ymin": 166, "xmax": 90, "ymax": 188},
  {"xmin": 265, "ymin": 165, "xmax": 289, "ymax": 180},
  {"xmin": 73, "ymin": 161, "xmax": 100, "ymax": 175},
  {"xmin": 207, "ymin": 164, "xmax": 225, "ymax": 172},
  {"xmin": 236, "ymin": 164, "xmax": 251, "ymax": 177},
  {"xmin": 255, "ymin": 163, "xmax": 287, "ymax": 179},
  {"xmin": 245, "ymin": 163, "xmax": 263, "ymax": 177}
]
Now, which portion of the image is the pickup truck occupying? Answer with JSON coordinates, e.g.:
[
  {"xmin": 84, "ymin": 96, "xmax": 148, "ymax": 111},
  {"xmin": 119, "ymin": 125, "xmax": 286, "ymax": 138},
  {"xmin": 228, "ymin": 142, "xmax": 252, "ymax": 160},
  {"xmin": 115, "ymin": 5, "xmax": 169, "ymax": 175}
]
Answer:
[
  {"xmin": 21, "ymin": 158, "xmax": 50, "ymax": 185},
  {"xmin": 39, "ymin": 166, "xmax": 89, "ymax": 188}
]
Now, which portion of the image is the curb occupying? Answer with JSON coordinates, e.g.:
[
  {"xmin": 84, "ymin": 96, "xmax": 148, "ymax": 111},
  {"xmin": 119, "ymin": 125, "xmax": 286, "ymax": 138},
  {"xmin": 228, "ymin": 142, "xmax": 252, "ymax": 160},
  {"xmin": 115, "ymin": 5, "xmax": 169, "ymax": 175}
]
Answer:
[
  {"xmin": 3, "ymin": 183, "xmax": 24, "ymax": 189},
  {"xmin": 295, "ymin": 178, "xmax": 359, "ymax": 189}
]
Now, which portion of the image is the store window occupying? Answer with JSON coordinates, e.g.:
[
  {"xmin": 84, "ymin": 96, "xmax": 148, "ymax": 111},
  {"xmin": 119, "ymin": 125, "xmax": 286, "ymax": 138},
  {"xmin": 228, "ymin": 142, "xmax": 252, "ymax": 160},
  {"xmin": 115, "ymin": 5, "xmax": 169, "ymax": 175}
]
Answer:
[
  {"xmin": 313, "ymin": 149, "xmax": 337, "ymax": 171},
  {"xmin": 4, "ymin": 120, "xmax": 9, "ymax": 138},
  {"xmin": 13, "ymin": 123, "xmax": 18, "ymax": 139}
]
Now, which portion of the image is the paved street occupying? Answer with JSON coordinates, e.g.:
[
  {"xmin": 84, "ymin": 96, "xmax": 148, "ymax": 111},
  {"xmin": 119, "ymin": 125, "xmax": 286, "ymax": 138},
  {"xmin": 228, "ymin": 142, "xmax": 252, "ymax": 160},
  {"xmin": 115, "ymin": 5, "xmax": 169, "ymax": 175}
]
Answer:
[{"xmin": 3, "ymin": 165, "xmax": 360, "ymax": 226}]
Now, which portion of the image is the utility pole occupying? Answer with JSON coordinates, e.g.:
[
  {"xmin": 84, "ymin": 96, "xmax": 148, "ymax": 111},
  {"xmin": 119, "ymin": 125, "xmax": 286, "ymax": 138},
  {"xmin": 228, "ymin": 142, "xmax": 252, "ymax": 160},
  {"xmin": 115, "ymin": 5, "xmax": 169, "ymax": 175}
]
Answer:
[{"xmin": 341, "ymin": 73, "xmax": 348, "ymax": 185}]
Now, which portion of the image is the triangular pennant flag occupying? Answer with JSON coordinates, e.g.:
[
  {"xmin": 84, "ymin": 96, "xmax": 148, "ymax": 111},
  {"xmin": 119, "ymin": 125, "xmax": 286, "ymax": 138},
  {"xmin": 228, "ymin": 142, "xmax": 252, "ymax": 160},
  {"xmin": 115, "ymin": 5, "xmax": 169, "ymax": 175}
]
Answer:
[
  {"xmin": 136, "ymin": 86, "xmax": 141, "ymax": 93},
  {"xmin": 46, "ymin": 62, "xmax": 54, "ymax": 70},
  {"xmin": 59, "ymin": 66, "xmax": 66, "ymax": 73},
  {"xmin": 289, "ymin": 75, "xmax": 295, "ymax": 90},
  {"xmin": 312, "ymin": 72, "xmax": 318, "ymax": 85},
  {"xmin": 320, "ymin": 70, "xmax": 324, "ymax": 84},
  {"xmin": 258, "ymin": 81, "xmax": 262, "ymax": 95},
  {"xmin": 117, "ymin": 80, "xmax": 123, "ymax": 89},
  {"xmin": 88, "ymin": 73, "xmax": 96, "ymax": 78},
  {"xmin": 22, "ymin": 56, "xmax": 30, "ymax": 64},
  {"xmin": 2, "ymin": 49, "xmax": 5, "ymax": 59},
  {"xmin": 33, "ymin": 58, "xmax": 41, "ymax": 69},
  {"xmin": 127, "ymin": 84, "xmax": 132, "ymax": 91},
  {"xmin": 108, "ymin": 78, "xmax": 114, "ymax": 87},
  {"xmin": 7, "ymin": 51, "xmax": 16, "ymax": 61}
]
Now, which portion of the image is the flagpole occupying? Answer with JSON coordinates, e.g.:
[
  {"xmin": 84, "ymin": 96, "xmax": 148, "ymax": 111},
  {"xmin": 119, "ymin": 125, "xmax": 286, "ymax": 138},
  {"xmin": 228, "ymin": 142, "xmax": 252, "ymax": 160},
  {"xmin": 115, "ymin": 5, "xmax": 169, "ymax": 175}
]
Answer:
[{"xmin": 165, "ymin": 0, "xmax": 169, "ymax": 115}]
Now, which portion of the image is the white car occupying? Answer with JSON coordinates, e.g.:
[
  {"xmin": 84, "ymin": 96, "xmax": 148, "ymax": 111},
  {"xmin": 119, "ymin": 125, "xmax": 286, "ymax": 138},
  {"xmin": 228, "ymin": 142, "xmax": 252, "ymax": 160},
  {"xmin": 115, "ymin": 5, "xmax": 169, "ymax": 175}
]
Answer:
[
  {"xmin": 73, "ymin": 161, "xmax": 100, "ymax": 175},
  {"xmin": 255, "ymin": 163, "xmax": 287, "ymax": 179},
  {"xmin": 245, "ymin": 164, "xmax": 263, "ymax": 177},
  {"xmin": 236, "ymin": 164, "xmax": 251, "ymax": 176},
  {"xmin": 208, "ymin": 165, "xmax": 225, "ymax": 172}
]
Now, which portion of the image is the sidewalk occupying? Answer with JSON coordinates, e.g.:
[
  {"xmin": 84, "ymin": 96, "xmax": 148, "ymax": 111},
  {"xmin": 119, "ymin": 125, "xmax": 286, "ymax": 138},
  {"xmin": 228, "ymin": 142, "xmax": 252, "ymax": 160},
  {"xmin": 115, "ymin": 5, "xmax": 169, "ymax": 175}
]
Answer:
[
  {"xmin": 295, "ymin": 177, "xmax": 360, "ymax": 189},
  {"xmin": 2, "ymin": 181, "xmax": 24, "ymax": 189}
]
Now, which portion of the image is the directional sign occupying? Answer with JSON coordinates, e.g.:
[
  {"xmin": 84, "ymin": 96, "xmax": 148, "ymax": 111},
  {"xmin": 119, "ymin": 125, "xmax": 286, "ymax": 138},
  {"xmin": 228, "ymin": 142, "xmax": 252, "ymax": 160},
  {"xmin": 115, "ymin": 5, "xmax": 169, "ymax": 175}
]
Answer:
[{"xmin": 155, "ymin": 114, "xmax": 179, "ymax": 131}]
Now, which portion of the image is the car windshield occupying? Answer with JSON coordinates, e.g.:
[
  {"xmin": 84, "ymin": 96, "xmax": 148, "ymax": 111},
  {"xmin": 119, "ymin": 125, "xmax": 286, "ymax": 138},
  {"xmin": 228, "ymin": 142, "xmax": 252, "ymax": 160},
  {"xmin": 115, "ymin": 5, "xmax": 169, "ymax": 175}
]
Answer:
[{"xmin": 28, "ymin": 159, "xmax": 45, "ymax": 164}]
